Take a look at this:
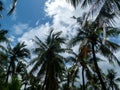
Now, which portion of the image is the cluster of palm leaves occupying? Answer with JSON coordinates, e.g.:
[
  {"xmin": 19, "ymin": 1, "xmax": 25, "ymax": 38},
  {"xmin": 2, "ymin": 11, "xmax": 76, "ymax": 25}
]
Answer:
[{"xmin": 0, "ymin": 0, "xmax": 120, "ymax": 90}]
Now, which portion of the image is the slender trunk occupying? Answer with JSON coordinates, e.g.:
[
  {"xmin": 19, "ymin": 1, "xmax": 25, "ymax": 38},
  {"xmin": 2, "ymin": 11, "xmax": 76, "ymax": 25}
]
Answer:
[
  {"xmin": 5, "ymin": 61, "xmax": 12, "ymax": 83},
  {"xmin": 42, "ymin": 72, "xmax": 47, "ymax": 90},
  {"xmin": 91, "ymin": 42, "xmax": 106, "ymax": 90},
  {"xmin": 111, "ymin": 84, "xmax": 114, "ymax": 90},
  {"xmin": 82, "ymin": 67, "xmax": 85, "ymax": 90},
  {"xmin": 67, "ymin": 72, "xmax": 70, "ymax": 90},
  {"xmin": 24, "ymin": 83, "xmax": 27, "ymax": 90}
]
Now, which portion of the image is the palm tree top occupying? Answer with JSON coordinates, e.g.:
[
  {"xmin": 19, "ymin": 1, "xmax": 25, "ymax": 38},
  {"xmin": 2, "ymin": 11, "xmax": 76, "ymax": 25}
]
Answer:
[
  {"xmin": 8, "ymin": 42, "xmax": 30, "ymax": 59},
  {"xmin": 0, "ymin": 30, "xmax": 8, "ymax": 42}
]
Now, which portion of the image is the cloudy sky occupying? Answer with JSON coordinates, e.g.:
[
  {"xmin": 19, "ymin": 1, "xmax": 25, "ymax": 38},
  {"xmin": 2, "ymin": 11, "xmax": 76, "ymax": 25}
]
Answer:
[
  {"xmin": 1, "ymin": 0, "xmax": 77, "ymax": 44},
  {"xmin": 1, "ymin": 0, "xmax": 120, "ymax": 74}
]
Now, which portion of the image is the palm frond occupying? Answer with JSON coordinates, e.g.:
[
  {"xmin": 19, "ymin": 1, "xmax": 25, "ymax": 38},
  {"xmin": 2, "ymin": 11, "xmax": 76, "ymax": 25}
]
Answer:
[
  {"xmin": 105, "ymin": 40, "xmax": 120, "ymax": 52},
  {"xmin": 7, "ymin": 0, "xmax": 17, "ymax": 15},
  {"xmin": 106, "ymin": 27, "xmax": 120, "ymax": 37},
  {"xmin": 66, "ymin": 0, "xmax": 82, "ymax": 8},
  {"xmin": 33, "ymin": 36, "xmax": 47, "ymax": 50},
  {"xmin": 99, "ymin": 44, "xmax": 120, "ymax": 66}
]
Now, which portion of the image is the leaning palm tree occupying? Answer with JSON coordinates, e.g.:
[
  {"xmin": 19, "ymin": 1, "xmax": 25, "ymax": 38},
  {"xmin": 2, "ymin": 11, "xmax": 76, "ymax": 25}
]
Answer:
[
  {"xmin": 5, "ymin": 42, "xmax": 30, "ymax": 83},
  {"xmin": 106, "ymin": 69, "xmax": 120, "ymax": 90},
  {"xmin": 69, "ymin": 19, "xmax": 120, "ymax": 90},
  {"xmin": 29, "ymin": 29, "xmax": 68, "ymax": 90}
]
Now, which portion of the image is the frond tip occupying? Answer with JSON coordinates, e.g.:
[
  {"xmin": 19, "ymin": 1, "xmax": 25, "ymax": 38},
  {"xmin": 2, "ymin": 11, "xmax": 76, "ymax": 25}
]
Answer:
[
  {"xmin": 66, "ymin": 0, "xmax": 81, "ymax": 8},
  {"xmin": 7, "ymin": 0, "xmax": 17, "ymax": 15}
]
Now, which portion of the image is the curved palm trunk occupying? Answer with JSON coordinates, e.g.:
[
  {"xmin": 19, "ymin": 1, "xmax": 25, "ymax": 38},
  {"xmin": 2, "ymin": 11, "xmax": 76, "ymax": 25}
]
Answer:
[
  {"xmin": 82, "ymin": 67, "xmax": 85, "ymax": 90},
  {"xmin": 91, "ymin": 42, "xmax": 106, "ymax": 90}
]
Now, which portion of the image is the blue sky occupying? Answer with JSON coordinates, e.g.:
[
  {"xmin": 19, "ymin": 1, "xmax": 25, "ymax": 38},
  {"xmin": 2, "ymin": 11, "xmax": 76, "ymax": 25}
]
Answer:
[
  {"xmin": 1, "ymin": 0, "xmax": 120, "ymax": 46},
  {"xmin": 0, "ymin": 0, "xmax": 88, "ymax": 44},
  {"xmin": 0, "ymin": 0, "xmax": 53, "ymax": 38},
  {"xmin": 1, "ymin": 0, "xmax": 120, "ymax": 51}
]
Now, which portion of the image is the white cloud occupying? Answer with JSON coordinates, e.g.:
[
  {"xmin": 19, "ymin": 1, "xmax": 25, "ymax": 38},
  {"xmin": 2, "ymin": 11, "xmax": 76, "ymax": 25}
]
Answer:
[
  {"xmin": 8, "ymin": 36, "xmax": 15, "ymax": 42},
  {"xmin": 12, "ymin": 23, "xmax": 29, "ymax": 35},
  {"xmin": 11, "ymin": 10, "xmax": 17, "ymax": 20},
  {"xmin": 18, "ymin": 23, "xmax": 51, "ymax": 49},
  {"xmin": 18, "ymin": 0, "xmax": 81, "ymax": 47}
]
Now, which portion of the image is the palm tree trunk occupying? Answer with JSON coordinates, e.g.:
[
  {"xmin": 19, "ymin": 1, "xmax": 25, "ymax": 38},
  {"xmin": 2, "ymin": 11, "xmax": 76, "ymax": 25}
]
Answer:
[
  {"xmin": 5, "ymin": 61, "xmax": 12, "ymax": 83},
  {"xmin": 111, "ymin": 84, "xmax": 114, "ymax": 90},
  {"xmin": 42, "ymin": 73, "xmax": 47, "ymax": 90},
  {"xmin": 67, "ymin": 72, "xmax": 70, "ymax": 90},
  {"xmin": 24, "ymin": 83, "xmax": 27, "ymax": 90},
  {"xmin": 91, "ymin": 42, "xmax": 106, "ymax": 90},
  {"xmin": 82, "ymin": 67, "xmax": 85, "ymax": 90}
]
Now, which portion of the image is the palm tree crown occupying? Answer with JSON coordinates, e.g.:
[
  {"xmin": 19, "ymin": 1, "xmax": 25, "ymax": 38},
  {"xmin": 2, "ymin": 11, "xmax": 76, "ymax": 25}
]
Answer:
[{"xmin": 29, "ymin": 29, "xmax": 68, "ymax": 90}]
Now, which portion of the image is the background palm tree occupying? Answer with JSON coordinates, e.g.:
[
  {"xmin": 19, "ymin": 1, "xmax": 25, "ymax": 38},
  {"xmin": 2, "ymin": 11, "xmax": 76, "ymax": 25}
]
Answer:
[
  {"xmin": 66, "ymin": 0, "xmax": 120, "ymax": 19},
  {"xmin": 5, "ymin": 42, "xmax": 30, "ymax": 83},
  {"xmin": 106, "ymin": 69, "xmax": 120, "ymax": 90}
]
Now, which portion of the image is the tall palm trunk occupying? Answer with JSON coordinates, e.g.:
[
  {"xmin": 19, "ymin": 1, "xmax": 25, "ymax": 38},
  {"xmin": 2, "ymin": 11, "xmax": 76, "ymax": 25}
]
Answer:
[
  {"xmin": 111, "ymin": 84, "xmax": 114, "ymax": 90},
  {"xmin": 5, "ymin": 60, "xmax": 12, "ymax": 83},
  {"xmin": 67, "ymin": 72, "xmax": 70, "ymax": 90},
  {"xmin": 24, "ymin": 83, "xmax": 27, "ymax": 90},
  {"xmin": 82, "ymin": 67, "xmax": 85, "ymax": 90},
  {"xmin": 91, "ymin": 42, "xmax": 106, "ymax": 90},
  {"xmin": 5, "ymin": 56, "xmax": 15, "ymax": 83}
]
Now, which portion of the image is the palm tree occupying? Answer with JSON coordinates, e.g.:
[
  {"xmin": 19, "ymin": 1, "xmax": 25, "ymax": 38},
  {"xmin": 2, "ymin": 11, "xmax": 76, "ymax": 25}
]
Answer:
[
  {"xmin": 67, "ymin": 0, "xmax": 120, "ymax": 43},
  {"xmin": 0, "ymin": 30, "xmax": 8, "ymax": 89},
  {"xmin": 66, "ymin": 0, "xmax": 120, "ymax": 21},
  {"xmin": 106, "ymin": 69, "xmax": 120, "ymax": 90},
  {"xmin": 69, "ymin": 19, "xmax": 120, "ymax": 90},
  {"xmin": 0, "ymin": 30, "xmax": 8, "ymax": 67},
  {"xmin": 5, "ymin": 42, "xmax": 30, "ymax": 83},
  {"xmin": 0, "ymin": 30, "xmax": 8, "ymax": 42},
  {"xmin": 29, "ymin": 29, "xmax": 69, "ymax": 90},
  {"xmin": 7, "ymin": 76, "xmax": 22, "ymax": 90},
  {"xmin": 86, "ymin": 74, "xmax": 101, "ymax": 90}
]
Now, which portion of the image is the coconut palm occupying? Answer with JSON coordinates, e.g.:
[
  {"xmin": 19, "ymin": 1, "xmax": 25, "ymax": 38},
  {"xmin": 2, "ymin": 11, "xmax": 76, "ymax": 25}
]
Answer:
[
  {"xmin": 86, "ymin": 74, "xmax": 101, "ymax": 90},
  {"xmin": 29, "ymin": 29, "xmax": 69, "ymax": 90},
  {"xmin": 69, "ymin": 19, "xmax": 120, "ymax": 90},
  {"xmin": 0, "ymin": 30, "xmax": 8, "ymax": 67},
  {"xmin": 5, "ymin": 42, "xmax": 30, "ymax": 83},
  {"xmin": 67, "ymin": 0, "xmax": 120, "ymax": 42},
  {"xmin": 106, "ymin": 69, "xmax": 120, "ymax": 90},
  {"xmin": 0, "ymin": 30, "xmax": 8, "ymax": 42},
  {"xmin": 66, "ymin": 0, "xmax": 120, "ymax": 20}
]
